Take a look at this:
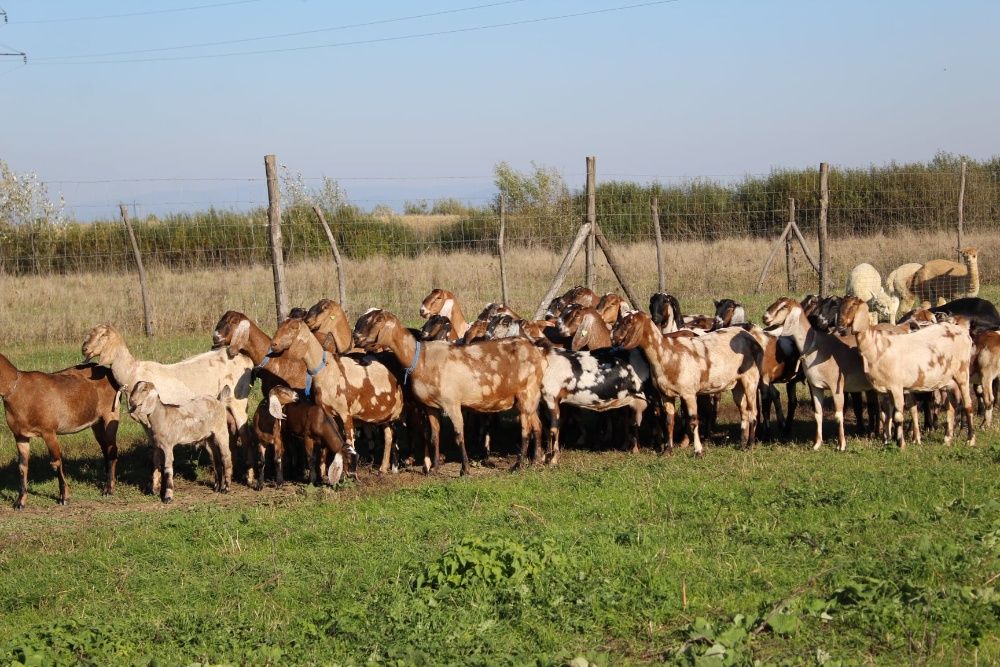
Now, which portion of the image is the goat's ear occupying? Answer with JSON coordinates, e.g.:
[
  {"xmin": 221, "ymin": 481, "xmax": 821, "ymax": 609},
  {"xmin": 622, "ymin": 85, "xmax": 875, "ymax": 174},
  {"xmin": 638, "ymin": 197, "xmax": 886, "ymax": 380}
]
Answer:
[
  {"xmin": 334, "ymin": 328, "xmax": 352, "ymax": 354},
  {"xmin": 228, "ymin": 319, "xmax": 250, "ymax": 358},
  {"xmin": 323, "ymin": 332, "xmax": 336, "ymax": 352},
  {"xmin": 570, "ymin": 314, "xmax": 593, "ymax": 351},
  {"xmin": 268, "ymin": 393, "xmax": 287, "ymax": 421},
  {"xmin": 133, "ymin": 387, "xmax": 159, "ymax": 416}
]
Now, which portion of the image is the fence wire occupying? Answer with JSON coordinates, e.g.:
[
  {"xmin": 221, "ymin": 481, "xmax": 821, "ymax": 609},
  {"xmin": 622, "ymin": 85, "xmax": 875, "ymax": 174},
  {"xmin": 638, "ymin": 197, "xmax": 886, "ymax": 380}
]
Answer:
[{"xmin": 1, "ymin": 162, "xmax": 997, "ymax": 360}]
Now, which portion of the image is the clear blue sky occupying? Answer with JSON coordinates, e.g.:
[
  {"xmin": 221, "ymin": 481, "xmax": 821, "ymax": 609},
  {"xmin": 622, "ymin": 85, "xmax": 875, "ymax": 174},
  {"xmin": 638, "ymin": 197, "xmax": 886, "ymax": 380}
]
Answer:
[{"xmin": 2, "ymin": 0, "xmax": 998, "ymax": 218}]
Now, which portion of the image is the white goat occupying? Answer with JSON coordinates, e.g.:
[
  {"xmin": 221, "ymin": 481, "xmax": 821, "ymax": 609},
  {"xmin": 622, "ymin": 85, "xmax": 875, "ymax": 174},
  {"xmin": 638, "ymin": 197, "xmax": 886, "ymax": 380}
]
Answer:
[
  {"xmin": 82, "ymin": 323, "xmax": 253, "ymax": 491},
  {"xmin": 128, "ymin": 381, "xmax": 233, "ymax": 503},
  {"xmin": 845, "ymin": 263, "xmax": 893, "ymax": 323}
]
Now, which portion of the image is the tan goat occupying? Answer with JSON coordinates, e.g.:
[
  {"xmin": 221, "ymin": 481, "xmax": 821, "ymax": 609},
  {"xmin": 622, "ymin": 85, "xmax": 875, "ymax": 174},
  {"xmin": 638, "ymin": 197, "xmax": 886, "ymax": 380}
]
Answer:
[
  {"xmin": 353, "ymin": 308, "xmax": 545, "ymax": 475},
  {"xmin": 303, "ymin": 299, "xmax": 354, "ymax": 353},
  {"xmin": 972, "ymin": 329, "xmax": 1000, "ymax": 427},
  {"xmin": 611, "ymin": 311, "xmax": 761, "ymax": 455},
  {"xmin": 557, "ymin": 305, "xmax": 612, "ymax": 351},
  {"xmin": 763, "ymin": 298, "xmax": 873, "ymax": 451},
  {"xmin": 849, "ymin": 300, "xmax": 975, "ymax": 448}
]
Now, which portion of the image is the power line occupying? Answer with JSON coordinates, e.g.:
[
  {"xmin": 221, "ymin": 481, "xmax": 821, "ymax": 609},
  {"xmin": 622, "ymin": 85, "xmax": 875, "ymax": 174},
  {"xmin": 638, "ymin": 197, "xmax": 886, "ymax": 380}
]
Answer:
[
  {"xmin": 8, "ymin": 0, "xmax": 262, "ymax": 25},
  {"xmin": 36, "ymin": 0, "xmax": 680, "ymax": 65},
  {"xmin": 35, "ymin": 0, "xmax": 531, "ymax": 61}
]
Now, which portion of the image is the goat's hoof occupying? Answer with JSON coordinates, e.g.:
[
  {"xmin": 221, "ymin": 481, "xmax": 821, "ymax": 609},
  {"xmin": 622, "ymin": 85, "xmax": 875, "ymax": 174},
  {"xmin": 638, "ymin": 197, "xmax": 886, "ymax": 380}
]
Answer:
[
  {"xmin": 57, "ymin": 498, "xmax": 68, "ymax": 506},
  {"xmin": 694, "ymin": 450, "xmax": 705, "ymax": 459},
  {"xmin": 459, "ymin": 467, "xmax": 470, "ymax": 477},
  {"xmin": 12, "ymin": 500, "xmax": 25, "ymax": 511},
  {"xmin": 101, "ymin": 487, "xmax": 113, "ymax": 496},
  {"xmin": 161, "ymin": 496, "xmax": 173, "ymax": 504}
]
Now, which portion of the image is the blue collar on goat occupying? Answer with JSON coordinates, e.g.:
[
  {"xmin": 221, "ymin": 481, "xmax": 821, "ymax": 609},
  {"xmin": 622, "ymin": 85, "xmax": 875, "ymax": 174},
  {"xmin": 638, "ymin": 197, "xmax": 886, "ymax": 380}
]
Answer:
[
  {"xmin": 304, "ymin": 350, "xmax": 327, "ymax": 398},
  {"xmin": 404, "ymin": 340, "xmax": 422, "ymax": 384}
]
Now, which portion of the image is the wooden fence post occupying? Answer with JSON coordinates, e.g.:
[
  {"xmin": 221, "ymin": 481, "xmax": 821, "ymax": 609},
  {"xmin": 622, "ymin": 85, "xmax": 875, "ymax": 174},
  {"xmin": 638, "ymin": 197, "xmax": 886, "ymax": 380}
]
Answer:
[
  {"xmin": 593, "ymin": 225, "xmax": 642, "ymax": 309},
  {"xmin": 119, "ymin": 203, "xmax": 154, "ymax": 337},
  {"xmin": 533, "ymin": 222, "xmax": 592, "ymax": 320},
  {"xmin": 264, "ymin": 154, "xmax": 289, "ymax": 324},
  {"xmin": 818, "ymin": 162, "xmax": 829, "ymax": 298},
  {"xmin": 498, "ymin": 194, "xmax": 510, "ymax": 305},
  {"xmin": 312, "ymin": 205, "xmax": 348, "ymax": 311},
  {"xmin": 957, "ymin": 159, "xmax": 966, "ymax": 256},
  {"xmin": 786, "ymin": 197, "xmax": 796, "ymax": 292},
  {"xmin": 651, "ymin": 196, "xmax": 665, "ymax": 292},
  {"xmin": 584, "ymin": 156, "xmax": 597, "ymax": 290}
]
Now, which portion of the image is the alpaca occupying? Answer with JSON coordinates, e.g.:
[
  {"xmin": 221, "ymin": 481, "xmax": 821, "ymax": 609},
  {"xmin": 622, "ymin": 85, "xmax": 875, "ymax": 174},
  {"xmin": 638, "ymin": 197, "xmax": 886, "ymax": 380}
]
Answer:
[{"xmin": 911, "ymin": 247, "xmax": 980, "ymax": 307}]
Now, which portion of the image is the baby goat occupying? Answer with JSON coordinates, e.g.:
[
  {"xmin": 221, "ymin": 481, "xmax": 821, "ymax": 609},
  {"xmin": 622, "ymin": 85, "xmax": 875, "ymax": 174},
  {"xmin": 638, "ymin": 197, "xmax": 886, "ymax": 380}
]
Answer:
[{"xmin": 128, "ymin": 381, "xmax": 233, "ymax": 503}]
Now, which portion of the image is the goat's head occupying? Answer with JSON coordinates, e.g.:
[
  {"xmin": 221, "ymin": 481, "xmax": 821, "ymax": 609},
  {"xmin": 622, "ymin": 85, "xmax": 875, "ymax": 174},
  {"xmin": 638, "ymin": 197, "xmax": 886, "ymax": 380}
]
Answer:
[
  {"xmin": 560, "ymin": 306, "xmax": 609, "ymax": 351},
  {"xmin": 462, "ymin": 319, "xmax": 490, "ymax": 344},
  {"xmin": 649, "ymin": 293, "xmax": 682, "ymax": 331},
  {"xmin": 836, "ymin": 296, "xmax": 866, "ymax": 336},
  {"xmin": 611, "ymin": 312, "xmax": 653, "ymax": 350},
  {"xmin": 762, "ymin": 297, "xmax": 799, "ymax": 328},
  {"xmin": 420, "ymin": 315, "xmax": 454, "ymax": 342},
  {"xmin": 810, "ymin": 296, "xmax": 843, "ymax": 332},
  {"xmin": 714, "ymin": 298, "xmax": 746, "ymax": 327},
  {"xmin": 867, "ymin": 294, "xmax": 891, "ymax": 323},
  {"xmin": 127, "ymin": 380, "xmax": 159, "ymax": 421},
  {"xmin": 270, "ymin": 318, "xmax": 313, "ymax": 355},
  {"xmin": 82, "ymin": 324, "xmax": 123, "ymax": 366},
  {"xmin": 420, "ymin": 288, "xmax": 455, "ymax": 319},
  {"xmin": 267, "ymin": 385, "xmax": 299, "ymax": 421},
  {"xmin": 476, "ymin": 302, "xmax": 516, "ymax": 322},
  {"xmin": 556, "ymin": 303, "xmax": 584, "ymax": 338},
  {"xmin": 304, "ymin": 298, "xmax": 352, "ymax": 353},
  {"xmin": 596, "ymin": 293, "xmax": 624, "ymax": 325},
  {"xmin": 212, "ymin": 310, "xmax": 252, "ymax": 358},
  {"xmin": 849, "ymin": 301, "xmax": 872, "ymax": 335},
  {"xmin": 353, "ymin": 308, "xmax": 401, "ymax": 351},
  {"xmin": 485, "ymin": 314, "xmax": 520, "ymax": 340}
]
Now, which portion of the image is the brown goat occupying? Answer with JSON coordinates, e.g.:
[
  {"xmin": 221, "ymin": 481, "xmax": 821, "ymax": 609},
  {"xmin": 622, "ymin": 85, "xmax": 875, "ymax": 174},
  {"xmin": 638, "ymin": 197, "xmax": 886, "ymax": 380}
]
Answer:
[
  {"xmin": 595, "ymin": 293, "xmax": 631, "ymax": 325},
  {"xmin": 546, "ymin": 286, "xmax": 600, "ymax": 319},
  {"xmin": 557, "ymin": 305, "xmax": 612, "ymax": 351},
  {"xmin": 419, "ymin": 288, "xmax": 470, "ymax": 339},
  {"xmin": 268, "ymin": 386, "xmax": 354, "ymax": 485},
  {"xmin": 303, "ymin": 299, "xmax": 353, "ymax": 353},
  {"xmin": 353, "ymin": 309, "xmax": 545, "ymax": 475},
  {"xmin": 612, "ymin": 312, "xmax": 761, "ymax": 455},
  {"xmin": 269, "ymin": 318, "xmax": 405, "ymax": 474},
  {"xmin": 213, "ymin": 310, "xmax": 311, "ymax": 487},
  {"xmin": 1, "ymin": 354, "xmax": 121, "ymax": 509},
  {"xmin": 421, "ymin": 315, "xmax": 459, "ymax": 342}
]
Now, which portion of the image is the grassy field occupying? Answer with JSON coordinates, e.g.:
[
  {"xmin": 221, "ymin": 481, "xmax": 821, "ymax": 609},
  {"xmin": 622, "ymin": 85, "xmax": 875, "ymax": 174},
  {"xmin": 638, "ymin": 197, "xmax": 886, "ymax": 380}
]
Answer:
[{"xmin": 0, "ymin": 428, "xmax": 998, "ymax": 665}]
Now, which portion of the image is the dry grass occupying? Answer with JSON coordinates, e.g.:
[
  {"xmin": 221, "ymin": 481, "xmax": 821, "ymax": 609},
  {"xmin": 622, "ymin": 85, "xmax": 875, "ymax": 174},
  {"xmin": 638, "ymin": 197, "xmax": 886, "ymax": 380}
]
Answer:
[
  {"xmin": 396, "ymin": 213, "xmax": 461, "ymax": 235},
  {"xmin": 1, "ymin": 228, "xmax": 996, "ymax": 351}
]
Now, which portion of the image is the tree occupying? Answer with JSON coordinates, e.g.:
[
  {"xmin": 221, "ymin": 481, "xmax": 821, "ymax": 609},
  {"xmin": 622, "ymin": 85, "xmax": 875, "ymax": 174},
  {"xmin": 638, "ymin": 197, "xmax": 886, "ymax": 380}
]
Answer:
[
  {"xmin": 0, "ymin": 159, "xmax": 64, "ymax": 227},
  {"xmin": 493, "ymin": 161, "xmax": 569, "ymax": 214}
]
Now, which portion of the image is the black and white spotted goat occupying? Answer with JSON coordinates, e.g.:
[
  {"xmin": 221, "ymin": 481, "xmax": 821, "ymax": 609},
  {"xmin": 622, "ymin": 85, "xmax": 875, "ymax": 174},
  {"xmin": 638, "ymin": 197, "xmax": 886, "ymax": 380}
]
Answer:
[{"xmin": 540, "ymin": 346, "xmax": 654, "ymax": 464}]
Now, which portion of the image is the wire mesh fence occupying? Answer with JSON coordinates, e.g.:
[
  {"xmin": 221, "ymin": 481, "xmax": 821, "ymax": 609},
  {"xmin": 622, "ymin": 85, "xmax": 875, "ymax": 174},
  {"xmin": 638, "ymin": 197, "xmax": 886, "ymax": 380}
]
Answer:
[{"xmin": 1, "ymin": 157, "xmax": 997, "ymax": 356}]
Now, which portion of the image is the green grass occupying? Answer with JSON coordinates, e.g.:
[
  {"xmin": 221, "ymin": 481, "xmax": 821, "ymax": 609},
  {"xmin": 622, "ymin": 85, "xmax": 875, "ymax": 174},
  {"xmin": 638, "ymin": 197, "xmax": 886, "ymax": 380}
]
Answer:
[
  {"xmin": 2, "ymin": 318, "xmax": 1000, "ymax": 665},
  {"xmin": 0, "ymin": 424, "xmax": 998, "ymax": 665}
]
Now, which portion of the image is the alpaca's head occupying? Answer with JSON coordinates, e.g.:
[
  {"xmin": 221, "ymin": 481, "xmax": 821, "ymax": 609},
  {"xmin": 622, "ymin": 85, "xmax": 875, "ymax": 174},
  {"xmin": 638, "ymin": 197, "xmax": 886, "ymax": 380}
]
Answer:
[{"xmin": 961, "ymin": 247, "xmax": 978, "ymax": 264}]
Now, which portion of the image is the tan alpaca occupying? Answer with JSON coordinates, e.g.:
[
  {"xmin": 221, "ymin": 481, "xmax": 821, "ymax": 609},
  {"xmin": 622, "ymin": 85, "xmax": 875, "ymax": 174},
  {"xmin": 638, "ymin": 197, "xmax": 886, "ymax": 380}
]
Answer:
[{"xmin": 911, "ymin": 247, "xmax": 980, "ymax": 307}]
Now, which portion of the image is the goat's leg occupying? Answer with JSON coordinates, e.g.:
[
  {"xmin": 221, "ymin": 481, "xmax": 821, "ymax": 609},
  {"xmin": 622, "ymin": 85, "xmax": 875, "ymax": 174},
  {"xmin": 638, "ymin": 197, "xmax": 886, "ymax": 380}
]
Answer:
[
  {"xmin": 908, "ymin": 399, "xmax": 921, "ymax": 446},
  {"xmin": 810, "ymin": 387, "xmax": 825, "ymax": 451},
  {"xmin": 733, "ymin": 385, "xmax": 751, "ymax": 449},
  {"xmin": 378, "ymin": 424, "xmax": 394, "ymax": 474},
  {"xmin": 41, "ymin": 432, "xmax": 68, "ymax": 506},
  {"xmin": 150, "ymin": 441, "xmax": 162, "ymax": 496},
  {"xmin": 958, "ymin": 378, "xmax": 975, "ymax": 446},
  {"xmin": 684, "ymin": 395, "xmax": 703, "ymax": 457},
  {"xmin": 272, "ymin": 418, "xmax": 285, "ymax": 487},
  {"xmin": 303, "ymin": 435, "xmax": 317, "ymax": 485},
  {"xmin": 983, "ymin": 373, "xmax": 996, "ymax": 427},
  {"xmin": 425, "ymin": 411, "xmax": 441, "ymax": 474},
  {"xmin": 160, "ymin": 444, "xmax": 175, "ymax": 503},
  {"xmin": 783, "ymin": 381, "xmax": 798, "ymax": 437},
  {"xmin": 215, "ymin": 429, "xmax": 232, "ymax": 493},
  {"xmin": 93, "ymin": 419, "xmax": 119, "ymax": 496},
  {"xmin": 865, "ymin": 391, "xmax": 879, "ymax": 435},
  {"xmin": 890, "ymin": 388, "xmax": 907, "ymax": 449},
  {"xmin": 374, "ymin": 425, "xmax": 393, "ymax": 478},
  {"xmin": 443, "ymin": 406, "xmax": 470, "ymax": 476},
  {"xmin": 546, "ymin": 401, "xmax": 561, "ymax": 465},
  {"xmin": 832, "ymin": 391, "xmax": 847, "ymax": 452},
  {"xmin": 13, "ymin": 437, "xmax": 30, "ymax": 510},
  {"xmin": 849, "ymin": 392, "xmax": 864, "ymax": 435},
  {"xmin": 663, "ymin": 400, "xmax": 676, "ymax": 453},
  {"xmin": 629, "ymin": 398, "xmax": 646, "ymax": 454},
  {"xmin": 512, "ymin": 409, "xmax": 533, "ymax": 471}
]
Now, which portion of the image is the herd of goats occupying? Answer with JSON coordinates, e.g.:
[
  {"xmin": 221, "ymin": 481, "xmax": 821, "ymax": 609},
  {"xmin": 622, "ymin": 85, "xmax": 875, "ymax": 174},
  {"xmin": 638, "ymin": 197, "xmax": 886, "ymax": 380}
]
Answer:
[{"xmin": 1, "ymin": 246, "xmax": 997, "ymax": 509}]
